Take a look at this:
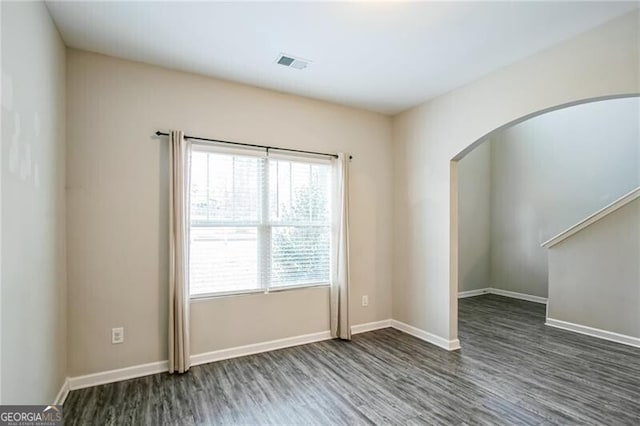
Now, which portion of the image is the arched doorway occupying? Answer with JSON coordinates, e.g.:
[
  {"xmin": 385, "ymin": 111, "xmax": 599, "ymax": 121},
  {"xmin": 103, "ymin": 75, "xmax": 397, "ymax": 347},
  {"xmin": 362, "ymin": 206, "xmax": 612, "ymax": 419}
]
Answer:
[{"xmin": 449, "ymin": 93, "xmax": 640, "ymax": 347}]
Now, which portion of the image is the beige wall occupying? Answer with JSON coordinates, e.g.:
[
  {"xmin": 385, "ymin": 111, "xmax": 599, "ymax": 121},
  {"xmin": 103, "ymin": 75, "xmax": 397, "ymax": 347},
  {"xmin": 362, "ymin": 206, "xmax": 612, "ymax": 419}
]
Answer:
[
  {"xmin": 490, "ymin": 97, "xmax": 640, "ymax": 298},
  {"xmin": 457, "ymin": 141, "xmax": 491, "ymax": 292},
  {"xmin": 66, "ymin": 50, "xmax": 393, "ymax": 376},
  {"xmin": 1, "ymin": 2, "xmax": 67, "ymax": 403},
  {"xmin": 547, "ymin": 199, "xmax": 639, "ymax": 338},
  {"xmin": 191, "ymin": 287, "xmax": 330, "ymax": 354},
  {"xmin": 392, "ymin": 11, "xmax": 640, "ymax": 342}
]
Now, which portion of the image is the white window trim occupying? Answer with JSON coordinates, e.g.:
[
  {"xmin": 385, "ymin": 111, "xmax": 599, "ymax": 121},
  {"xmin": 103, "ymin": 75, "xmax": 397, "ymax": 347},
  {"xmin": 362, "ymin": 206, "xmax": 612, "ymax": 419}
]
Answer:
[
  {"xmin": 188, "ymin": 144, "xmax": 333, "ymax": 299},
  {"xmin": 190, "ymin": 282, "xmax": 331, "ymax": 301}
]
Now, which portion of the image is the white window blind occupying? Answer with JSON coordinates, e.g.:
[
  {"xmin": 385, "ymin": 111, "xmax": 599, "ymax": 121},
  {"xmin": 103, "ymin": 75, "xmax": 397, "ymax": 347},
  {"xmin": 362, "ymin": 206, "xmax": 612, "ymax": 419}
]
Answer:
[{"xmin": 189, "ymin": 146, "xmax": 332, "ymax": 297}]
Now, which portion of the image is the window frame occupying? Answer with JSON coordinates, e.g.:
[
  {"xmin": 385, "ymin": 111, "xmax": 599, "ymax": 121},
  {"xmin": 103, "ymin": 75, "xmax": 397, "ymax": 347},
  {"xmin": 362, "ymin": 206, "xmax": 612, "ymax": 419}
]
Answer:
[{"xmin": 188, "ymin": 143, "xmax": 333, "ymax": 299}]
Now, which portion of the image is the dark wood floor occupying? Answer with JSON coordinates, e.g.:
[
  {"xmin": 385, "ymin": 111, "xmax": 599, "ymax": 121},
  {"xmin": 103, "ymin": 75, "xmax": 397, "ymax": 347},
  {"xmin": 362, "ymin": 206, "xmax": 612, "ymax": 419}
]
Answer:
[{"xmin": 64, "ymin": 295, "xmax": 640, "ymax": 425}]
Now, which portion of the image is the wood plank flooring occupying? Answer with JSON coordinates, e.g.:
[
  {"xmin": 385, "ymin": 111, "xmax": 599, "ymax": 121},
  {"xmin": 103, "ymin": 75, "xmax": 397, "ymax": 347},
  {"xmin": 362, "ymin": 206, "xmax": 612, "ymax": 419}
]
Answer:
[{"xmin": 63, "ymin": 295, "xmax": 640, "ymax": 425}]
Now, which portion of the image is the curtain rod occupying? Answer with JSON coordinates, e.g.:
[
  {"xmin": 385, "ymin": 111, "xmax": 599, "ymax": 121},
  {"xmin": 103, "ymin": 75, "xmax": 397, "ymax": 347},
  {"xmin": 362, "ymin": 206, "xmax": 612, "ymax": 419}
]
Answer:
[{"xmin": 155, "ymin": 131, "xmax": 351, "ymax": 160}]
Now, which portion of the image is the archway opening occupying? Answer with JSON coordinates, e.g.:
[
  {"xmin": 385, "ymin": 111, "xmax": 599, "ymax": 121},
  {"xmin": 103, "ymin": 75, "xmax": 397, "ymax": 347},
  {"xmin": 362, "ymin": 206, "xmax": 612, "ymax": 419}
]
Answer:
[{"xmin": 450, "ymin": 93, "xmax": 640, "ymax": 348}]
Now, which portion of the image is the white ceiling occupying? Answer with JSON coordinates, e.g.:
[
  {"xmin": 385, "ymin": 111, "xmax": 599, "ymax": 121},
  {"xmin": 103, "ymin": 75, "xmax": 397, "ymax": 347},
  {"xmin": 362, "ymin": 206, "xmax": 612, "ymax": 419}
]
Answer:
[{"xmin": 46, "ymin": 1, "xmax": 638, "ymax": 115}]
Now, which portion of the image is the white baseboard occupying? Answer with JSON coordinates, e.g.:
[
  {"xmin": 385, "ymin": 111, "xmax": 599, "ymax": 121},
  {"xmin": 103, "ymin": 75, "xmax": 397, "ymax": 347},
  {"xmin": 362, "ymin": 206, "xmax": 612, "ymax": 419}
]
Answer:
[
  {"xmin": 390, "ymin": 320, "xmax": 460, "ymax": 351},
  {"xmin": 488, "ymin": 288, "xmax": 547, "ymax": 304},
  {"xmin": 545, "ymin": 318, "xmax": 640, "ymax": 348},
  {"xmin": 54, "ymin": 378, "xmax": 69, "ymax": 405},
  {"xmin": 66, "ymin": 319, "xmax": 454, "ymax": 392},
  {"xmin": 68, "ymin": 330, "xmax": 332, "ymax": 390},
  {"xmin": 351, "ymin": 319, "xmax": 392, "ymax": 335},
  {"xmin": 190, "ymin": 330, "xmax": 332, "ymax": 367},
  {"xmin": 68, "ymin": 360, "xmax": 168, "ymax": 391},
  {"xmin": 457, "ymin": 287, "xmax": 547, "ymax": 304},
  {"xmin": 458, "ymin": 288, "xmax": 490, "ymax": 298}
]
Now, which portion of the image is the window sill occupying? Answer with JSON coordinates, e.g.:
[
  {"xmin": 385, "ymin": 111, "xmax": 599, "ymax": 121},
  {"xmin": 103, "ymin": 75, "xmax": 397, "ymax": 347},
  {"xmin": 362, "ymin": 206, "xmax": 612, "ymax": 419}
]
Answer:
[{"xmin": 190, "ymin": 282, "xmax": 330, "ymax": 301}]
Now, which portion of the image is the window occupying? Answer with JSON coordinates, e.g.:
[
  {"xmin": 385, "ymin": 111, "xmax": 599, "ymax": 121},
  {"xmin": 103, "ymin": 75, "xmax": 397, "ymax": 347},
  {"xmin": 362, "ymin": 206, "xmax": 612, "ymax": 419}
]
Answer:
[{"xmin": 189, "ymin": 145, "xmax": 332, "ymax": 297}]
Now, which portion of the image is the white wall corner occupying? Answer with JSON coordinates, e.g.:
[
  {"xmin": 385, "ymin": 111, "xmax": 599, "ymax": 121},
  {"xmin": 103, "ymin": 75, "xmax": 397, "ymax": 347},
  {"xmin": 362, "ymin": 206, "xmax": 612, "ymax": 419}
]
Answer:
[
  {"xmin": 448, "ymin": 339, "xmax": 461, "ymax": 351},
  {"xmin": 390, "ymin": 320, "xmax": 460, "ymax": 351},
  {"xmin": 350, "ymin": 319, "xmax": 392, "ymax": 335},
  {"xmin": 54, "ymin": 378, "xmax": 70, "ymax": 405},
  {"xmin": 545, "ymin": 318, "xmax": 640, "ymax": 348}
]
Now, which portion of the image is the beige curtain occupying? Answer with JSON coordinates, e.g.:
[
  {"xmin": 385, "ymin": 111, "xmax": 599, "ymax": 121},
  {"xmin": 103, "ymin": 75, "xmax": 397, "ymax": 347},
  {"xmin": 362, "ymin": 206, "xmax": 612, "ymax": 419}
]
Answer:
[
  {"xmin": 330, "ymin": 153, "xmax": 351, "ymax": 340},
  {"xmin": 168, "ymin": 130, "xmax": 191, "ymax": 373}
]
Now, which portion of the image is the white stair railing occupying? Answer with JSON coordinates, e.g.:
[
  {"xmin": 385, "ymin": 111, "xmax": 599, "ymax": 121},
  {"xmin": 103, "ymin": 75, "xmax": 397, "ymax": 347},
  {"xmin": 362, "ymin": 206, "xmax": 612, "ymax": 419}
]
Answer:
[{"xmin": 541, "ymin": 186, "xmax": 640, "ymax": 249}]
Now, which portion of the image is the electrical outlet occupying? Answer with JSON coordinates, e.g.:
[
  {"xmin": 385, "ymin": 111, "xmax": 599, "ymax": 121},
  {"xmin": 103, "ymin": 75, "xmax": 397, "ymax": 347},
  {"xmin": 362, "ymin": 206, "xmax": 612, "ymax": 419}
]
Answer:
[
  {"xmin": 112, "ymin": 327, "xmax": 124, "ymax": 344},
  {"xmin": 362, "ymin": 295, "xmax": 369, "ymax": 307}
]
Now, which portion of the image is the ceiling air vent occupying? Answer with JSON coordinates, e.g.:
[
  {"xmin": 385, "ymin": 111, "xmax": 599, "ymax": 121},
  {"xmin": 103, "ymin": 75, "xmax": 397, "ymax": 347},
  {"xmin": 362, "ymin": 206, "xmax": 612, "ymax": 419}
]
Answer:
[{"xmin": 276, "ymin": 53, "xmax": 310, "ymax": 70}]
